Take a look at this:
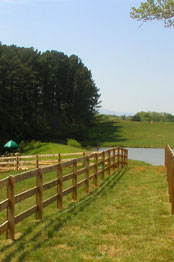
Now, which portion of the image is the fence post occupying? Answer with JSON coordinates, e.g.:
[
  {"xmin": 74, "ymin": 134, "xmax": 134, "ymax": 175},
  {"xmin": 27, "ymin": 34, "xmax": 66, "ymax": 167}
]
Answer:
[
  {"xmin": 83, "ymin": 152, "xmax": 86, "ymax": 167},
  {"xmin": 124, "ymin": 149, "xmax": 126, "ymax": 167},
  {"xmin": 94, "ymin": 154, "xmax": 98, "ymax": 187},
  {"xmin": 58, "ymin": 153, "xmax": 61, "ymax": 163},
  {"xmin": 108, "ymin": 150, "xmax": 111, "ymax": 176},
  {"xmin": 102, "ymin": 151, "xmax": 105, "ymax": 180},
  {"xmin": 166, "ymin": 146, "xmax": 169, "ymax": 191},
  {"xmin": 167, "ymin": 153, "xmax": 172, "ymax": 204},
  {"xmin": 122, "ymin": 149, "xmax": 124, "ymax": 167},
  {"xmin": 7, "ymin": 176, "xmax": 15, "ymax": 240},
  {"xmin": 120, "ymin": 148, "xmax": 123, "ymax": 168},
  {"xmin": 165, "ymin": 145, "xmax": 168, "ymax": 168},
  {"xmin": 36, "ymin": 168, "xmax": 43, "ymax": 220},
  {"xmin": 117, "ymin": 147, "xmax": 120, "ymax": 169},
  {"xmin": 57, "ymin": 163, "xmax": 63, "ymax": 209},
  {"xmin": 166, "ymin": 146, "xmax": 174, "ymax": 212},
  {"xmin": 126, "ymin": 149, "xmax": 128, "ymax": 167},
  {"xmin": 16, "ymin": 156, "xmax": 19, "ymax": 171},
  {"xmin": 36, "ymin": 155, "xmax": 39, "ymax": 168},
  {"xmin": 165, "ymin": 145, "xmax": 167, "ymax": 167},
  {"xmin": 113, "ymin": 148, "xmax": 116, "ymax": 172},
  {"xmin": 85, "ymin": 156, "xmax": 89, "ymax": 194},
  {"xmin": 121, "ymin": 147, "xmax": 123, "ymax": 167},
  {"xmin": 171, "ymin": 158, "xmax": 174, "ymax": 215},
  {"xmin": 72, "ymin": 160, "xmax": 77, "ymax": 201},
  {"xmin": 123, "ymin": 148, "xmax": 125, "ymax": 167}
]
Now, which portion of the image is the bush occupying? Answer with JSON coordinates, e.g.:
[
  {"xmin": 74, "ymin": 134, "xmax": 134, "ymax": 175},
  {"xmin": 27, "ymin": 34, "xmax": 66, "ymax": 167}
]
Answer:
[
  {"xmin": 19, "ymin": 140, "xmax": 26, "ymax": 152},
  {"xmin": 67, "ymin": 138, "xmax": 81, "ymax": 148},
  {"xmin": 131, "ymin": 115, "xmax": 141, "ymax": 121},
  {"xmin": 19, "ymin": 140, "xmax": 41, "ymax": 153}
]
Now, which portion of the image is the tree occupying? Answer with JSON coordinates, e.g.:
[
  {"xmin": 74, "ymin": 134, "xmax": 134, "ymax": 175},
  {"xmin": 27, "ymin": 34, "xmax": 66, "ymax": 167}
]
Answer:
[
  {"xmin": 0, "ymin": 44, "xmax": 100, "ymax": 149},
  {"xmin": 130, "ymin": 0, "xmax": 174, "ymax": 27},
  {"xmin": 60, "ymin": 54, "xmax": 100, "ymax": 139},
  {"xmin": 130, "ymin": 111, "xmax": 174, "ymax": 122},
  {"xmin": 131, "ymin": 114, "xmax": 141, "ymax": 121}
]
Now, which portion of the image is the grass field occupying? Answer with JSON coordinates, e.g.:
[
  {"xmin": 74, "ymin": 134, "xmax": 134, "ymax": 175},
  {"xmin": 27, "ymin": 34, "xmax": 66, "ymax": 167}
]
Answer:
[
  {"xmin": 20, "ymin": 141, "xmax": 87, "ymax": 155},
  {"xmin": 0, "ymin": 142, "xmax": 88, "ymax": 179},
  {"xmin": 0, "ymin": 160, "xmax": 174, "ymax": 262},
  {"xmin": 86, "ymin": 115, "xmax": 174, "ymax": 148}
]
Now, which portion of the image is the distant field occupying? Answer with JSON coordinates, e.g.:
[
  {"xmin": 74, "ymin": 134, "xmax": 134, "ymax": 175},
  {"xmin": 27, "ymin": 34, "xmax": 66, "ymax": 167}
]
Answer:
[
  {"xmin": 86, "ymin": 116, "xmax": 174, "ymax": 148},
  {"xmin": 1, "ymin": 161, "xmax": 174, "ymax": 262}
]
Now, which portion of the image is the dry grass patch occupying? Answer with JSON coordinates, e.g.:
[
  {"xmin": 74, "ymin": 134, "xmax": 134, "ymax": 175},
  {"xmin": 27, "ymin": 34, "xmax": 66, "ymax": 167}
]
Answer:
[
  {"xmin": 98, "ymin": 244, "xmax": 123, "ymax": 257},
  {"xmin": 51, "ymin": 244, "xmax": 74, "ymax": 251}
]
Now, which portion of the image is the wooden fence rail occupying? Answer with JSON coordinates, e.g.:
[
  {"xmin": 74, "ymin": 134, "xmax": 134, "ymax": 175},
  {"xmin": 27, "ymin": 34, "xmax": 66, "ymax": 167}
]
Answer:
[
  {"xmin": 0, "ymin": 152, "xmax": 92, "ymax": 172},
  {"xmin": 0, "ymin": 147, "xmax": 128, "ymax": 240},
  {"xmin": 165, "ymin": 145, "xmax": 174, "ymax": 215}
]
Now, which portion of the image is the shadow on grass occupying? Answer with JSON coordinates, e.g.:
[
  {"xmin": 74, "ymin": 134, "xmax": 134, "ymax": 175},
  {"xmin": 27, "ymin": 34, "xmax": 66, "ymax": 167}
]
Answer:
[
  {"xmin": 86, "ymin": 119, "xmax": 127, "ymax": 146},
  {"xmin": 22, "ymin": 141, "xmax": 44, "ymax": 155},
  {"xmin": 1, "ymin": 168, "xmax": 127, "ymax": 262}
]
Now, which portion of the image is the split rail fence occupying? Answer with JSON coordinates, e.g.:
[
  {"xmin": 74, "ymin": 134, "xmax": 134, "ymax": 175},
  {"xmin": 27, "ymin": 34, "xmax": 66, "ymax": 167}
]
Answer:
[
  {"xmin": 165, "ymin": 145, "xmax": 174, "ymax": 214},
  {"xmin": 0, "ymin": 152, "xmax": 91, "ymax": 172},
  {"xmin": 0, "ymin": 147, "xmax": 128, "ymax": 240}
]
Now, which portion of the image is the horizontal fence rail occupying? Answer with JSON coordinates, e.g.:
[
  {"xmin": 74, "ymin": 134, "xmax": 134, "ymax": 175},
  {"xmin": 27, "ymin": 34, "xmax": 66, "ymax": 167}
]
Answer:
[
  {"xmin": 0, "ymin": 152, "xmax": 91, "ymax": 172},
  {"xmin": 165, "ymin": 145, "xmax": 174, "ymax": 215},
  {"xmin": 0, "ymin": 147, "xmax": 128, "ymax": 240}
]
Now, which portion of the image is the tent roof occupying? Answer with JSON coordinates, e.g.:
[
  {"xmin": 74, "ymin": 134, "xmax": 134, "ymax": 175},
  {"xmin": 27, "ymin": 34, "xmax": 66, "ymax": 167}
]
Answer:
[{"xmin": 4, "ymin": 140, "xmax": 19, "ymax": 148}]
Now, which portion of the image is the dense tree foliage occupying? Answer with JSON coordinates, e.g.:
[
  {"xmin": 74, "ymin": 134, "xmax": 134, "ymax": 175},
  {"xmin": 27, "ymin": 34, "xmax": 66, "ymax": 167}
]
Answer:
[
  {"xmin": 131, "ymin": 114, "xmax": 142, "ymax": 122},
  {"xmin": 0, "ymin": 44, "xmax": 100, "ymax": 150},
  {"xmin": 131, "ymin": 111, "xmax": 174, "ymax": 122},
  {"xmin": 130, "ymin": 0, "xmax": 174, "ymax": 27}
]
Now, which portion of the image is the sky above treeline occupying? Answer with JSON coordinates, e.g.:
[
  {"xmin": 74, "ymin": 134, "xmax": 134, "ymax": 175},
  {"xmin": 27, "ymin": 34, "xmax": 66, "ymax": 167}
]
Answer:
[{"xmin": 1, "ymin": 0, "xmax": 174, "ymax": 115}]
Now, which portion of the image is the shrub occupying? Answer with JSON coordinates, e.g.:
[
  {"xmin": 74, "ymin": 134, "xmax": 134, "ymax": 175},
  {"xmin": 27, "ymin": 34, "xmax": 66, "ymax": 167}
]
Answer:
[
  {"xmin": 67, "ymin": 138, "xmax": 81, "ymax": 148},
  {"xmin": 19, "ymin": 140, "xmax": 26, "ymax": 152},
  {"xmin": 19, "ymin": 140, "xmax": 41, "ymax": 153},
  {"xmin": 131, "ymin": 115, "xmax": 141, "ymax": 121}
]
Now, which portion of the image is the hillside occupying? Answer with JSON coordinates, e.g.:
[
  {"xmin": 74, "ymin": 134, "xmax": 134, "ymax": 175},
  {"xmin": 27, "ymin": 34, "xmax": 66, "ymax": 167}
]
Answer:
[
  {"xmin": 86, "ymin": 115, "xmax": 174, "ymax": 148},
  {"xmin": 19, "ymin": 141, "xmax": 87, "ymax": 155}
]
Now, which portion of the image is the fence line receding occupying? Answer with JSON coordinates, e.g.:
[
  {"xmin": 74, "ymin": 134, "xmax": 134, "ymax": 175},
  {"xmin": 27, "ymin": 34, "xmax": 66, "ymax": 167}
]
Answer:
[
  {"xmin": 0, "ymin": 152, "xmax": 91, "ymax": 172},
  {"xmin": 165, "ymin": 145, "xmax": 174, "ymax": 215},
  {"xmin": 0, "ymin": 147, "xmax": 128, "ymax": 240}
]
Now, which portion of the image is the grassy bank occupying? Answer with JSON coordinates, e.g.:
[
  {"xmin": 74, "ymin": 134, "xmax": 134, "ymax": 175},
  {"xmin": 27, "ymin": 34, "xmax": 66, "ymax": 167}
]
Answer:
[
  {"xmin": 20, "ymin": 141, "xmax": 88, "ymax": 155},
  {"xmin": 86, "ymin": 115, "xmax": 174, "ymax": 148},
  {"xmin": 1, "ymin": 161, "xmax": 174, "ymax": 261},
  {"xmin": 0, "ymin": 142, "xmax": 89, "ymax": 179}
]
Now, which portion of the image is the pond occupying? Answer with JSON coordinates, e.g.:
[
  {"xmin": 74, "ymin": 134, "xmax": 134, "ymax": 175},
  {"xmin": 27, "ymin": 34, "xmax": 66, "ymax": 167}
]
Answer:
[{"xmin": 93, "ymin": 147, "xmax": 165, "ymax": 166}]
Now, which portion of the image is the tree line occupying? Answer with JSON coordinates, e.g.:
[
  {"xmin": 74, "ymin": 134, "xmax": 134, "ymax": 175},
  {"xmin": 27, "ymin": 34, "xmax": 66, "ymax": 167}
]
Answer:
[
  {"xmin": 101, "ymin": 112, "xmax": 174, "ymax": 122},
  {"xmin": 131, "ymin": 111, "xmax": 174, "ymax": 122},
  {"xmin": 0, "ymin": 43, "xmax": 100, "ymax": 151}
]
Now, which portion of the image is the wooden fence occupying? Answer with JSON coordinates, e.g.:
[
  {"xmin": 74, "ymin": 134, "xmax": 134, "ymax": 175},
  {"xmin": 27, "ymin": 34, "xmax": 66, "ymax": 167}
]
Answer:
[
  {"xmin": 0, "ymin": 152, "xmax": 90, "ymax": 172},
  {"xmin": 0, "ymin": 147, "xmax": 128, "ymax": 240},
  {"xmin": 165, "ymin": 144, "xmax": 174, "ymax": 215}
]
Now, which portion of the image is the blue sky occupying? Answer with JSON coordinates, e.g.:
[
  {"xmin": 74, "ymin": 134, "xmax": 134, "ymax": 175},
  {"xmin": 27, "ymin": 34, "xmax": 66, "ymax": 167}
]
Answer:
[{"xmin": 1, "ymin": 0, "xmax": 174, "ymax": 114}]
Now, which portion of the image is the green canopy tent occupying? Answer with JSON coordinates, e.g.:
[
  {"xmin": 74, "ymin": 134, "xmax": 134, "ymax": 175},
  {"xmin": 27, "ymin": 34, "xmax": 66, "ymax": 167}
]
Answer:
[{"xmin": 4, "ymin": 140, "xmax": 19, "ymax": 149}]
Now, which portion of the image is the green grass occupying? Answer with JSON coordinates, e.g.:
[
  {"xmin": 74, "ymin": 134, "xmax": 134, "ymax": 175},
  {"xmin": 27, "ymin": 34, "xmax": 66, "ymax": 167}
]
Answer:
[
  {"xmin": 21, "ymin": 141, "xmax": 87, "ymax": 155},
  {"xmin": 86, "ymin": 115, "xmax": 174, "ymax": 148},
  {"xmin": 0, "ymin": 160, "xmax": 174, "ymax": 262},
  {"xmin": 0, "ymin": 142, "xmax": 88, "ymax": 179}
]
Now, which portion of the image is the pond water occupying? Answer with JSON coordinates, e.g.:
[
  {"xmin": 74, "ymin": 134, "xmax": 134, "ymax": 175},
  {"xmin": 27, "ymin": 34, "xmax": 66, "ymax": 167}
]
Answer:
[{"xmin": 93, "ymin": 147, "xmax": 165, "ymax": 166}]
